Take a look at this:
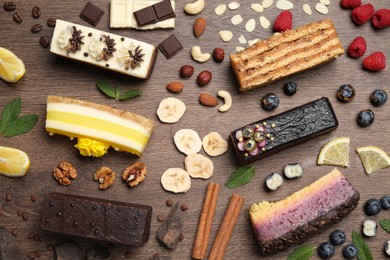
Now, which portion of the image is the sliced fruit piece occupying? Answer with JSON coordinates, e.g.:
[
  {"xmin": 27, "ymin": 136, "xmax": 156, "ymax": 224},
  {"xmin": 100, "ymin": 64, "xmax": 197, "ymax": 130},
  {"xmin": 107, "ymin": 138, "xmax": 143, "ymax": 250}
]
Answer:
[
  {"xmin": 156, "ymin": 97, "xmax": 186, "ymax": 123},
  {"xmin": 356, "ymin": 146, "xmax": 390, "ymax": 174},
  {"xmin": 0, "ymin": 146, "xmax": 30, "ymax": 177},
  {"xmin": 0, "ymin": 47, "xmax": 26, "ymax": 83},
  {"xmin": 173, "ymin": 129, "xmax": 202, "ymax": 156},
  {"xmin": 160, "ymin": 168, "xmax": 191, "ymax": 193},
  {"xmin": 202, "ymin": 132, "xmax": 228, "ymax": 157},
  {"xmin": 317, "ymin": 137, "xmax": 350, "ymax": 167}
]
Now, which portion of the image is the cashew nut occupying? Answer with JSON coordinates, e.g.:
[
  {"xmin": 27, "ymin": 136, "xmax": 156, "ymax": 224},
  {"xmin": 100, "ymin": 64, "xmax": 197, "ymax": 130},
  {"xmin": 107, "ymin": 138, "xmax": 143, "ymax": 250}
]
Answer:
[
  {"xmin": 191, "ymin": 46, "xmax": 211, "ymax": 63},
  {"xmin": 217, "ymin": 90, "xmax": 232, "ymax": 112},
  {"xmin": 184, "ymin": 0, "xmax": 205, "ymax": 15}
]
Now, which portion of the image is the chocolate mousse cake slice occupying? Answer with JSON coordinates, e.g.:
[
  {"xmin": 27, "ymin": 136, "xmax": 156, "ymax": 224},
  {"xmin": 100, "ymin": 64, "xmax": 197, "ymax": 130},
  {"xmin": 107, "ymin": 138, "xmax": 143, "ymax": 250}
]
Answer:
[
  {"xmin": 250, "ymin": 169, "xmax": 359, "ymax": 256},
  {"xmin": 230, "ymin": 19, "xmax": 344, "ymax": 92}
]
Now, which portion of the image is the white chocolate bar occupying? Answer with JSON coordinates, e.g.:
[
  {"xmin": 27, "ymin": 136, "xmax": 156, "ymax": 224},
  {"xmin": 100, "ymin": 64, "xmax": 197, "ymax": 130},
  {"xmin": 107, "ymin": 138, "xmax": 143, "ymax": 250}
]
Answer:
[
  {"xmin": 50, "ymin": 19, "xmax": 157, "ymax": 79},
  {"xmin": 110, "ymin": 0, "xmax": 175, "ymax": 29}
]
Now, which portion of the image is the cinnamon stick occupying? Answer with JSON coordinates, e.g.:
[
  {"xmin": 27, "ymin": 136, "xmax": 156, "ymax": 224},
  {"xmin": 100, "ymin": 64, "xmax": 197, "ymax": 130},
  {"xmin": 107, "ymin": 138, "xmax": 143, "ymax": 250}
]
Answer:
[
  {"xmin": 208, "ymin": 193, "xmax": 245, "ymax": 260},
  {"xmin": 192, "ymin": 182, "xmax": 220, "ymax": 259}
]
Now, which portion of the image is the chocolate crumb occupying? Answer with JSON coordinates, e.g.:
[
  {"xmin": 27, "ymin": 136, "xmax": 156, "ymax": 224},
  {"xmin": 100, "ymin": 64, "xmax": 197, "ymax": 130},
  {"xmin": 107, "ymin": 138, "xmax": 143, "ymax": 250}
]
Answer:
[
  {"xmin": 125, "ymin": 251, "xmax": 132, "ymax": 258},
  {"xmin": 166, "ymin": 199, "xmax": 172, "ymax": 207},
  {"xmin": 157, "ymin": 213, "xmax": 166, "ymax": 222},
  {"xmin": 179, "ymin": 233, "xmax": 184, "ymax": 241},
  {"xmin": 5, "ymin": 194, "xmax": 12, "ymax": 202},
  {"xmin": 30, "ymin": 194, "xmax": 37, "ymax": 202},
  {"xmin": 11, "ymin": 230, "xmax": 18, "ymax": 237},
  {"xmin": 180, "ymin": 204, "xmax": 188, "ymax": 212},
  {"xmin": 84, "ymin": 52, "xmax": 89, "ymax": 57},
  {"xmin": 121, "ymin": 37, "xmax": 125, "ymax": 41},
  {"xmin": 22, "ymin": 212, "xmax": 29, "ymax": 221},
  {"xmin": 105, "ymin": 63, "xmax": 109, "ymax": 68},
  {"xmin": 88, "ymin": 32, "xmax": 93, "ymax": 37}
]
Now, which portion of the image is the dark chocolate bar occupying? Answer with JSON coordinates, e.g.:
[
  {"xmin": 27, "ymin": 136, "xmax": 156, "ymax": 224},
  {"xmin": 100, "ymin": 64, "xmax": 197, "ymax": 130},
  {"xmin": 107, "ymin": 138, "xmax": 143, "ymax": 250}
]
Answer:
[
  {"xmin": 134, "ymin": 0, "xmax": 175, "ymax": 26},
  {"xmin": 230, "ymin": 97, "xmax": 338, "ymax": 165},
  {"xmin": 158, "ymin": 34, "xmax": 183, "ymax": 59},
  {"xmin": 40, "ymin": 193, "xmax": 152, "ymax": 247},
  {"xmin": 80, "ymin": 2, "xmax": 105, "ymax": 27}
]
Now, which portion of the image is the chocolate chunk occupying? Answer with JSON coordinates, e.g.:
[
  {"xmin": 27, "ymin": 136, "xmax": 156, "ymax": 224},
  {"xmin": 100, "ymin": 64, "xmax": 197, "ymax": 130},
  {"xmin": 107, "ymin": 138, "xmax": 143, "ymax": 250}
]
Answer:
[
  {"xmin": 158, "ymin": 34, "xmax": 183, "ymax": 59},
  {"xmin": 85, "ymin": 246, "xmax": 110, "ymax": 260},
  {"xmin": 156, "ymin": 202, "xmax": 183, "ymax": 249},
  {"xmin": 230, "ymin": 97, "xmax": 339, "ymax": 166},
  {"xmin": 54, "ymin": 241, "xmax": 83, "ymax": 260},
  {"xmin": 40, "ymin": 193, "xmax": 152, "ymax": 247},
  {"xmin": 133, "ymin": 0, "xmax": 175, "ymax": 27},
  {"xmin": 32, "ymin": 6, "xmax": 41, "ymax": 18},
  {"xmin": 80, "ymin": 2, "xmax": 104, "ymax": 26},
  {"xmin": 133, "ymin": 6, "xmax": 157, "ymax": 26}
]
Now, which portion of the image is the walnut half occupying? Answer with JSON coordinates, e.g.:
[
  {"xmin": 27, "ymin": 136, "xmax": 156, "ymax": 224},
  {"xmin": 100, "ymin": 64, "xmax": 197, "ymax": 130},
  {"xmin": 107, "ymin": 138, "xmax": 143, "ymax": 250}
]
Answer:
[
  {"xmin": 122, "ymin": 162, "xmax": 147, "ymax": 187},
  {"xmin": 94, "ymin": 166, "xmax": 115, "ymax": 190},
  {"xmin": 53, "ymin": 161, "xmax": 77, "ymax": 186}
]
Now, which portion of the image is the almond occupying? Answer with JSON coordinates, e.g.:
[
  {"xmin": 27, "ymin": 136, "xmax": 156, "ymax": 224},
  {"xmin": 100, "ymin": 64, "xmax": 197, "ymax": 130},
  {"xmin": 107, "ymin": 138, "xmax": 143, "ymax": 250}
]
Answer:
[
  {"xmin": 199, "ymin": 93, "xmax": 219, "ymax": 107},
  {"xmin": 194, "ymin": 18, "xmax": 207, "ymax": 38},
  {"xmin": 166, "ymin": 82, "xmax": 184, "ymax": 93}
]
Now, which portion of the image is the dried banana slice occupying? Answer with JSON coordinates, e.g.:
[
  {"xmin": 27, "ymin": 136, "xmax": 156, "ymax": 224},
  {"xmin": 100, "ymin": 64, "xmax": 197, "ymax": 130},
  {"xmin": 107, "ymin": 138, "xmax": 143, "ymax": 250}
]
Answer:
[
  {"xmin": 161, "ymin": 168, "xmax": 191, "ymax": 193},
  {"xmin": 157, "ymin": 97, "xmax": 186, "ymax": 123},
  {"xmin": 202, "ymin": 132, "xmax": 228, "ymax": 157},
  {"xmin": 174, "ymin": 129, "xmax": 202, "ymax": 156},
  {"xmin": 185, "ymin": 154, "xmax": 214, "ymax": 179}
]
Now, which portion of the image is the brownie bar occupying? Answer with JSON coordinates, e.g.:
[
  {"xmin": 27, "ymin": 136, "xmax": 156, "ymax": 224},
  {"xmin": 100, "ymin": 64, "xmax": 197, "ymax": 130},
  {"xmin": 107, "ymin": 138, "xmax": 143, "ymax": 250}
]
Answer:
[
  {"xmin": 230, "ymin": 97, "xmax": 338, "ymax": 166},
  {"xmin": 40, "ymin": 193, "xmax": 152, "ymax": 247}
]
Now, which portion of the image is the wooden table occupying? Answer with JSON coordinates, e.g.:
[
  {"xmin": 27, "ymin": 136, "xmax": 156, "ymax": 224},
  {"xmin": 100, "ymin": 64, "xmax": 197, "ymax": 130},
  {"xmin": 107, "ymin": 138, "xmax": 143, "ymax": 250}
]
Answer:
[{"xmin": 1, "ymin": 0, "xmax": 389, "ymax": 259}]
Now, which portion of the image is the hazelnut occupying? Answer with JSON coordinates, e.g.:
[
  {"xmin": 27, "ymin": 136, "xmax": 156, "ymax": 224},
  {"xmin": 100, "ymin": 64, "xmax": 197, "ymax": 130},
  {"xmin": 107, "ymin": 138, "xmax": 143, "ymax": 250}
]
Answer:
[
  {"xmin": 213, "ymin": 48, "xmax": 225, "ymax": 62},
  {"xmin": 197, "ymin": 70, "xmax": 212, "ymax": 86},
  {"xmin": 179, "ymin": 65, "xmax": 194, "ymax": 78}
]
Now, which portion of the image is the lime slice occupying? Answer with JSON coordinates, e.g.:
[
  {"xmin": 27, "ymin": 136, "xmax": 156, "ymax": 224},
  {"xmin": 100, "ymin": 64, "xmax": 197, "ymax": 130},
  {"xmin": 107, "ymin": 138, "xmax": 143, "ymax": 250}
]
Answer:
[
  {"xmin": 356, "ymin": 146, "xmax": 390, "ymax": 174},
  {"xmin": 317, "ymin": 137, "xmax": 350, "ymax": 167}
]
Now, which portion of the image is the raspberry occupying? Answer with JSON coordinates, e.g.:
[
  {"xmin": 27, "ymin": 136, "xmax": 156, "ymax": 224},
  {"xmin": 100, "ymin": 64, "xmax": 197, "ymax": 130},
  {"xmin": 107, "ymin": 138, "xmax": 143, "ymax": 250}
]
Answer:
[
  {"xmin": 363, "ymin": 52, "xmax": 386, "ymax": 71},
  {"xmin": 371, "ymin": 9, "xmax": 390, "ymax": 29},
  {"xmin": 351, "ymin": 3, "xmax": 375, "ymax": 25},
  {"xmin": 273, "ymin": 10, "xmax": 292, "ymax": 32},
  {"xmin": 347, "ymin": 36, "xmax": 367, "ymax": 58},
  {"xmin": 340, "ymin": 0, "xmax": 362, "ymax": 9}
]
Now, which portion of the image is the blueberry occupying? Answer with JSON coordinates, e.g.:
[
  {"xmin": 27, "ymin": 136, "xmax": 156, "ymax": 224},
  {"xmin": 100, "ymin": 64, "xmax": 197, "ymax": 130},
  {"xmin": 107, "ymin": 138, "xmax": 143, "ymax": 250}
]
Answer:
[
  {"xmin": 317, "ymin": 242, "xmax": 335, "ymax": 259},
  {"xmin": 330, "ymin": 230, "xmax": 346, "ymax": 246},
  {"xmin": 261, "ymin": 93, "xmax": 279, "ymax": 111},
  {"xmin": 380, "ymin": 195, "xmax": 390, "ymax": 209},
  {"xmin": 337, "ymin": 84, "xmax": 356, "ymax": 102},
  {"xmin": 370, "ymin": 89, "xmax": 387, "ymax": 107},
  {"xmin": 343, "ymin": 243, "xmax": 358, "ymax": 259},
  {"xmin": 364, "ymin": 198, "xmax": 382, "ymax": 216},
  {"xmin": 357, "ymin": 109, "xmax": 374, "ymax": 127},
  {"xmin": 283, "ymin": 81, "xmax": 298, "ymax": 96}
]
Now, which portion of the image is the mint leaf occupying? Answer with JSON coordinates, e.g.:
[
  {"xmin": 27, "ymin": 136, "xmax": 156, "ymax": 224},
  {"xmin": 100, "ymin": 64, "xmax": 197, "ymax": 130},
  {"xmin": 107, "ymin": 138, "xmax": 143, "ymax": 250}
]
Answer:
[
  {"xmin": 287, "ymin": 245, "xmax": 316, "ymax": 260},
  {"xmin": 379, "ymin": 219, "xmax": 390, "ymax": 233},
  {"xmin": 114, "ymin": 86, "xmax": 121, "ymax": 101},
  {"xmin": 119, "ymin": 89, "xmax": 142, "ymax": 100},
  {"xmin": 2, "ymin": 114, "xmax": 38, "ymax": 137},
  {"xmin": 352, "ymin": 230, "xmax": 373, "ymax": 260},
  {"xmin": 0, "ymin": 97, "xmax": 21, "ymax": 133},
  {"xmin": 225, "ymin": 165, "xmax": 255, "ymax": 188},
  {"xmin": 96, "ymin": 81, "xmax": 116, "ymax": 99}
]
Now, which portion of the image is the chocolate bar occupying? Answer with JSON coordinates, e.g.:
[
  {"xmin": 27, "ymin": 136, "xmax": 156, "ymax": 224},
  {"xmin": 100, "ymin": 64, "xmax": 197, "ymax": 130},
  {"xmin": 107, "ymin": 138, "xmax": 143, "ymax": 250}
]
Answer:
[
  {"xmin": 158, "ymin": 34, "xmax": 183, "ymax": 59},
  {"xmin": 230, "ymin": 19, "xmax": 344, "ymax": 92},
  {"xmin": 133, "ymin": 0, "xmax": 175, "ymax": 26},
  {"xmin": 50, "ymin": 19, "xmax": 157, "ymax": 79},
  {"xmin": 40, "ymin": 193, "xmax": 152, "ymax": 247},
  {"xmin": 230, "ymin": 97, "xmax": 338, "ymax": 166}
]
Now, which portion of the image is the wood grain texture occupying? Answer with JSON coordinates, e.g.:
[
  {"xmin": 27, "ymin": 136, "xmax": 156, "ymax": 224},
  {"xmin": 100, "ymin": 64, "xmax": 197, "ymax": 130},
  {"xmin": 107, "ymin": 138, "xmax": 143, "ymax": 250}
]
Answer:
[{"xmin": 0, "ymin": 0, "xmax": 389, "ymax": 259}]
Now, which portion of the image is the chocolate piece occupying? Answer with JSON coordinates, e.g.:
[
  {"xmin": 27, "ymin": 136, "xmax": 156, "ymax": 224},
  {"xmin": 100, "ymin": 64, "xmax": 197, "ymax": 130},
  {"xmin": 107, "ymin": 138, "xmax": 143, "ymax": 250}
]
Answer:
[
  {"xmin": 156, "ymin": 202, "xmax": 183, "ymax": 249},
  {"xmin": 158, "ymin": 34, "xmax": 182, "ymax": 59},
  {"xmin": 133, "ymin": 0, "xmax": 175, "ymax": 26},
  {"xmin": 54, "ymin": 241, "xmax": 83, "ymax": 260},
  {"xmin": 230, "ymin": 97, "xmax": 338, "ymax": 166},
  {"xmin": 40, "ymin": 193, "xmax": 152, "ymax": 247},
  {"xmin": 80, "ymin": 2, "xmax": 105, "ymax": 26},
  {"xmin": 134, "ymin": 6, "xmax": 157, "ymax": 26}
]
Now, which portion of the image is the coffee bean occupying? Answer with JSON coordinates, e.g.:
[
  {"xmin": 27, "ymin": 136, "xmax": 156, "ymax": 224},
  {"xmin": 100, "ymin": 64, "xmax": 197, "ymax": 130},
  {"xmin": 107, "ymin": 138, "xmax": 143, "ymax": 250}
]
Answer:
[
  {"xmin": 13, "ymin": 12, "xmax": 23, "ymax": 23},
  {"xmin": 39, "ymin": 36, "xmax": 50, "ymax": 48},
  {"xmin": 4, "ymin": 2, "xmax": 16, "ymax": 11},
  {"xmin": 32, "ymin": 6, "xmax": 41, "ymax": 18},
  {"xmin": 166, "ymin": 199, "xmax": 173, "ymax": 207},
  {"xmin": 47, "ymin": 17, "xmax": 56, "ymax": 27},
  {"xmin": 181, "ymin": 204, "xmax": 188, "ymax": 211},
  {"xmin": 157, "ymin": 213, "xmax": 166, "ymax": 222},
  {"xmin": 30, "ymin": 194, "xmax": 37, "ymax": 202},
  {"xmin": 5, "ymin": 194, "xmax": 12, "ymax": 202},
  {"xmin": 31, "ymin": 24, "xmax": 42, "ymax": 33}
]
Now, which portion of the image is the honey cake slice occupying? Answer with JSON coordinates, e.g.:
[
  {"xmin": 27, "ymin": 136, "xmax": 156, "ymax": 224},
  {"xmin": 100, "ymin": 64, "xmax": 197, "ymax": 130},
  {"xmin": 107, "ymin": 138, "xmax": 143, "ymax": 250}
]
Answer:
[{"xmin": 230, "ymin": 19, "xmax": 344, "ymax": 92}]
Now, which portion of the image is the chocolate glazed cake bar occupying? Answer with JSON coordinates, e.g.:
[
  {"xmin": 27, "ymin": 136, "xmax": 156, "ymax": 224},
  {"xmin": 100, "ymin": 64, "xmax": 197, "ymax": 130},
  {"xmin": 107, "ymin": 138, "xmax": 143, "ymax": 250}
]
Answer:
[
  {"xmin": 230, "ymin": 97, "xmax": 338, "ymax": 166},
  {"xmin": 40, "ymin": 193, "xmax": 152, "ymax": 247},
  {"xmin": 230, "ymin": 19, "xmax": 344, "ymax": 92}
]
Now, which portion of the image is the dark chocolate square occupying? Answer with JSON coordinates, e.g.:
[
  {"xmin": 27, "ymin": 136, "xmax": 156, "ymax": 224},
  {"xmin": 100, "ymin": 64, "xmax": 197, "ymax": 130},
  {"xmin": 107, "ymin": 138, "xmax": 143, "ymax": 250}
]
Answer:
[
  {"xmin": 153, "ymin": 0, "xmax": 176, "ymax": 20},
  {"xmin": 158, "ymin": 34, "xmax": 183, "ymax": 59},
  {"xmin": 80, "ymin": 2, "xmax": 105, "ymax": 27},
  {"xmin": 133, "ymin": 6, "xmax": 158, "ymax": 26}
]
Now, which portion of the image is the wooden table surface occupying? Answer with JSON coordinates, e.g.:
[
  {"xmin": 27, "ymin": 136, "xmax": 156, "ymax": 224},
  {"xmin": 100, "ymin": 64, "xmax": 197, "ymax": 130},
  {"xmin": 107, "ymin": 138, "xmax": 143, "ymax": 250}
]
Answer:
[{"xmin": 1, "ymin": 0, "xmax": 390, "ymax": 259}]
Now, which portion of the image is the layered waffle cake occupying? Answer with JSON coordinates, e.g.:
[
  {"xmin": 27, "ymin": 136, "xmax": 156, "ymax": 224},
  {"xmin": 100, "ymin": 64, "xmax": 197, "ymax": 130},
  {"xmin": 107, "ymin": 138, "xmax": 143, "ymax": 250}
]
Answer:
[
  {"xmin": 230, "ymin": 19, "xmax": 344, "ymax": 92},
  {"xmin": 249, "ymin": 169, "xmax": 359, "ymax": 255}
]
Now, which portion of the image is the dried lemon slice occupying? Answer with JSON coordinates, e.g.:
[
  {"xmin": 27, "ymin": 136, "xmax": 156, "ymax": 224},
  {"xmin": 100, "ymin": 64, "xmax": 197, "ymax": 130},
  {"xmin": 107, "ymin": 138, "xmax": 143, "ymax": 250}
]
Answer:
[
  {"xmin": 0, "ymin": 47, "xmax": 26, "ymax": 83},
  {"xmin": 0, "ymin": 146, "xmax": 30, "ymax": 177},
  {"xmin": 317, "ymin": 137, "xmax": 350, "ymax": 167},
  {"xmin": 356, "ymin": 146, "xmax": 390, "ymax": 174}
]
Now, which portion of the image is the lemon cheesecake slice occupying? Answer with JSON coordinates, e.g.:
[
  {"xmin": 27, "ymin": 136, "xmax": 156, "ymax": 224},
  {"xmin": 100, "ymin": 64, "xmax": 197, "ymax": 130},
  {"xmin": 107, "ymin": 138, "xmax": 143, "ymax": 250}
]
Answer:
[{"xmin": 46, "ymin": 96, "xmax": 154, "ymax": 157}]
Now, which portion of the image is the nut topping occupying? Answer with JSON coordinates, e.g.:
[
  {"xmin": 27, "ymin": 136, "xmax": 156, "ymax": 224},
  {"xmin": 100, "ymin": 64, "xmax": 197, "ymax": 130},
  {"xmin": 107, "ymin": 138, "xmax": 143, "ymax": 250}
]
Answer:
[
  {"xmin": 94, "ymin": 166, "xmax": 115, "ymax": 190},
  {"xmin": 53, "ymin": 161, "xmax": 77, "ymax": 186},
  {"xmin": 122, "ymin": 162, "xmax": 147, "ymax": 187}
]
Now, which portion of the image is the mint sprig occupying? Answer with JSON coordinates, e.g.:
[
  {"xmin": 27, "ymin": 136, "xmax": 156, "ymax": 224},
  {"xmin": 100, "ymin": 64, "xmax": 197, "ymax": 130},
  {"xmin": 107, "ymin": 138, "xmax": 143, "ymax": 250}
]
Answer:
[
  {"xmin": 287, "ymin": 245, "xmax": 316, "ymax": 260},
  {"xmin": 352, "ymin": 230, "xmax": 373, "ymax": 260},
  {"xmin": 0, "ymin": 98, "xmax": 38, "ymax": 137},
  {"xmin": 96, "ymin": 81, "xmax": 141, "ymax": 101},
  {"xmin": 225, "ymin": 165, "xmax": 255, "ymax": 188},
  {"xmin": 379, "ymin": 219, "xmax": 390, "ymax": 233}
]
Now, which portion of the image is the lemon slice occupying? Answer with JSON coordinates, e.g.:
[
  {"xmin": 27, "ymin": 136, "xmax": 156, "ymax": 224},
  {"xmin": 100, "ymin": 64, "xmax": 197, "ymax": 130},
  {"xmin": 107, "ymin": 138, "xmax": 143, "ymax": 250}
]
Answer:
[
  {"xmin": 0, "ymin": 47, "xmax": 26, "ymax": 83},
  {"xmin": 0, "ymin": 146, "xmax": 30, "ymax": 177},
  {"xmin": 317, "ymin": 137, "xmax": 350, "ymax": 167},
  {"xmin": 356, "ymin": 146, "xmax": 390, "ymax": 174}
]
